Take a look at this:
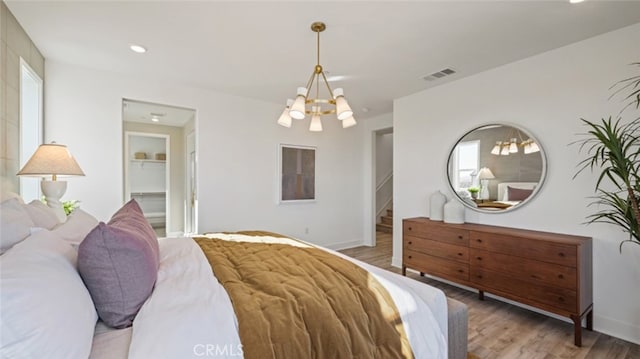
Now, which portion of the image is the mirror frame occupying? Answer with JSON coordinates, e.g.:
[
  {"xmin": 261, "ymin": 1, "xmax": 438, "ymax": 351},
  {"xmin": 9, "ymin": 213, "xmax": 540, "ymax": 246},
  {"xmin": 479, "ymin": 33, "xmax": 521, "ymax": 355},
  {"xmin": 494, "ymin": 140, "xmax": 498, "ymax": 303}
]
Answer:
[{"xmin": 446, "ymin": 123, "xmax": 547, "ymax": 213}]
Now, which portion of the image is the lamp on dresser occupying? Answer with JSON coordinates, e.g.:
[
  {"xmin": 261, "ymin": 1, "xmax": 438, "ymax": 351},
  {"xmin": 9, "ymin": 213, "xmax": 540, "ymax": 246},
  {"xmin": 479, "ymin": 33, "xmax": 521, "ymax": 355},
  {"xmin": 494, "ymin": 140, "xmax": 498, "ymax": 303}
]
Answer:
[
  {"xmin": 17, "ymin": 142, "xmax": 85, "ymax": 222},
  {"xmin": 477, "ymin": 167, "xmax": 495, "ymax": 200}
]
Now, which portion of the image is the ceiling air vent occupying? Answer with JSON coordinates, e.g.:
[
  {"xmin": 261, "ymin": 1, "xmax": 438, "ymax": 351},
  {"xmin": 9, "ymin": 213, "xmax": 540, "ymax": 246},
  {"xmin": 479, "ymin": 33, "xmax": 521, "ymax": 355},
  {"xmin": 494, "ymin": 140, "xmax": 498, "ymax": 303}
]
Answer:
[{"xmin": 422, "ymin": 68, "xmax": 457, "ymax": 82}]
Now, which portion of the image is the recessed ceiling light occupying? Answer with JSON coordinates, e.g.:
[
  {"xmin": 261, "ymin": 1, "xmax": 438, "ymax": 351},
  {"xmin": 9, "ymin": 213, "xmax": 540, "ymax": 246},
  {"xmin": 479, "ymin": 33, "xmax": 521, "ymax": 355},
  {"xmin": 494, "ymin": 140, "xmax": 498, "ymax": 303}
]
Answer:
[
  {"xmin": 130, "ymin": 44, "xmax": 147, "ymax": 53},
  {"xmin": 569, "ymin": 0, "xmax": 585, "ymax": 3},
  {"xmin": 151, "ymin": 117, "xmax": 159, "ymax": 122}
]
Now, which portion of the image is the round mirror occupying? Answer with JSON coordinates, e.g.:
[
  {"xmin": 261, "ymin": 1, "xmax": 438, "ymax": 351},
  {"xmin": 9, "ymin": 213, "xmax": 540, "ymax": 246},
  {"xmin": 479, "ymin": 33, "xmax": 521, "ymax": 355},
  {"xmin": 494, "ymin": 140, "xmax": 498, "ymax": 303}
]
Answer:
[{"xmin": 447, "ymin": 124, "xmax": 546, "ymax": 213}]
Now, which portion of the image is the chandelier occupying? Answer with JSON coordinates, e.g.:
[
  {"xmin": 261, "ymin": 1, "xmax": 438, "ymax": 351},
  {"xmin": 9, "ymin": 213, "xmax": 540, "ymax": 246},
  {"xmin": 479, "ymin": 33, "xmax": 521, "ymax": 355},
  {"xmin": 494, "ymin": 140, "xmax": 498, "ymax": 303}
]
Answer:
[
  {"xmin": 490, "ymin": 130, "xmax": 540, "ymax": 155},
  {"xmin": 277, "ymin": 22, "xmax": 356, "ymax": 131}
]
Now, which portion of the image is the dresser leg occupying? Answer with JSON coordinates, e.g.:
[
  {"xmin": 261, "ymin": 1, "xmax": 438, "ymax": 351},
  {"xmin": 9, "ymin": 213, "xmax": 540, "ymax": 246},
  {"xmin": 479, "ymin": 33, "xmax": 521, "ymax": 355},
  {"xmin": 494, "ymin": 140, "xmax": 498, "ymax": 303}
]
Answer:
[
  {"xmin": 570, "ymin": 315, "xmax": 582, "ymax": 347},
  {"xmin": 478, "ymin": 290, "xmax": 484, "ymax": 301},
  {"xmin": 586, "ymin": 309, "xmax": 593, "ymax": 331},
  {"xmin": 419, "ymin": 272, "xmax": 424, "ymax": 277},
  {"xmin": 402, "ymin": 266, "xmax": 406, "ymax": 276}
]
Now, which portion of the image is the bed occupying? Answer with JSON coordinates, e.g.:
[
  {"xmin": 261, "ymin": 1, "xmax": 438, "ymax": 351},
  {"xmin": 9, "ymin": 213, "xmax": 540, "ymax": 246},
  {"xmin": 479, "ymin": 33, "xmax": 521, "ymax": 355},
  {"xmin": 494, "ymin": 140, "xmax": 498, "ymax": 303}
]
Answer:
[
  {"xmin": 1, "ymin": 195, "xmax": 468, "ymax": 359},
  {"xmin": 476, "ymin": 182, "xmax": 539, "ymax": 209}
]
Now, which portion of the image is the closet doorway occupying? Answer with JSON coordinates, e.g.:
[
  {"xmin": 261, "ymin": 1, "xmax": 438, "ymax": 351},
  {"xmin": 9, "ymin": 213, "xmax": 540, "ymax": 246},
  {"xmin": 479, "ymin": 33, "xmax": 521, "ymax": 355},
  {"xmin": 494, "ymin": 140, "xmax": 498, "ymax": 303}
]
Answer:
[
  {"xmin": 124, "ymin": 132, "xmax": 170, "ymax": 236},
  {"xmin": 122, "ymin": 99, "xmax": 197, "ymax": 237}
]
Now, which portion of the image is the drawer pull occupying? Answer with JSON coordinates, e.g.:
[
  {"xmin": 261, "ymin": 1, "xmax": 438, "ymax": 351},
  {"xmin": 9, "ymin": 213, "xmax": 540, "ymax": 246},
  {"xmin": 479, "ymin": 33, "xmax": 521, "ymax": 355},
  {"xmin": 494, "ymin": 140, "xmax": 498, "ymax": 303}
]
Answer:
[
  {"xmin": 558, "ymin": 274, "xmax": 564, "ymax": 279},
  {"xmin": 408, "ymin": 241, "xmax": 412, "ymax": 245},
  {"xmin": 408, "ymin": 227, "xmax": 412, "ymax": 231},
  {"xmin": 458, "ymin": 252, "xmax": 463, "ymax": 256},
  {"xmin": 531, "ymin": 274, "xmax": 539, "ymax": 279},
  {"xmin": 558, "ymin": 252, "xmax": 566, "ymax": 257},
  {"xmin": 457, "ymin": 269, "xmax": 464, "ymax": 273},
  {"xmin": 476, "ymin": 275, "xmax": 483, "ymax": 279},
  {"xmin": 408, "ymin": 255, "xmax": 412, "ymax": 259},
  {"xmin": 458, "ymin": 235, "xmax": 463, "ymax": 239},
  {"xmin": 476, "ymin": 256, "xmax": 482, "ymax": 261},
  {"xmin": 558, "ymin": 297, "xmax": 565, "ymax": 302},
  {"xmin": 476, "ymin": 239, "xmax": 483, "ymax": 243}
]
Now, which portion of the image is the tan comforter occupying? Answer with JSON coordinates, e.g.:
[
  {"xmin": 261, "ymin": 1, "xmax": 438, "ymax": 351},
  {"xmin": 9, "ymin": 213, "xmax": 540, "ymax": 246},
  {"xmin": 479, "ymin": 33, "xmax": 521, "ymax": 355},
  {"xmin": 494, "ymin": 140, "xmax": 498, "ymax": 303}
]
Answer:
[{"xmin": 193, "ymin": 233, "xmax": 413, "ymax": 359}]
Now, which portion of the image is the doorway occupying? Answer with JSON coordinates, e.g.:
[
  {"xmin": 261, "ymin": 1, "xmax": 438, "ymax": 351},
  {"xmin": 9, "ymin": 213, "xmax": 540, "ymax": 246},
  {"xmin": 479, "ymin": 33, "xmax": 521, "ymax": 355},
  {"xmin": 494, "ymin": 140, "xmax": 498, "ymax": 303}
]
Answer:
[
  {"xmin": 122, "ymin": 99, "xmax": 197, "ymax": 237},
  {"xmin": 373, "ymin": 128, "xmax": 393, "ymax": 244},
  {"xmin": 124, "ymin": 132, "xmax": 170, "ymax": 236}
]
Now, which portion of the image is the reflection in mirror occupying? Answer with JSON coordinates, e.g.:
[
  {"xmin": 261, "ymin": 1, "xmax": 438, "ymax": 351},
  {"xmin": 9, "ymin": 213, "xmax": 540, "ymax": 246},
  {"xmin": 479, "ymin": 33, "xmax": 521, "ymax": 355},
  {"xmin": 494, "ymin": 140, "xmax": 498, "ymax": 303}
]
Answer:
[{"xmin": 447, "ymin": 124, "xmax": 546, "ymax": 213}]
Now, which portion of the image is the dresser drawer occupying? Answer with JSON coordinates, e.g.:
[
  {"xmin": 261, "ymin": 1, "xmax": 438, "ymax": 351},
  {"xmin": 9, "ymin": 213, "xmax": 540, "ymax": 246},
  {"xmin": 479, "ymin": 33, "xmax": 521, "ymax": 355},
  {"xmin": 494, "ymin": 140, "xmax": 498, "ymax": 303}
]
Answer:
[
  {"xmin": 470, "ymin": 249, "xmax": 577, "ymax": 289},
  {"xmin": 404, "ymin": 221, "xmax": 469, "ymax": 246},
  {"xmin": 470, "ymin": 231, "xmax": 577, "ymax": 267},
  {"xmin": 471, "ymin": 268, "xmax": 577, "ymax": 312},
  {"xmin": 405, "ymin": 235, "xmax": 469, "ymax": 262},
  {"xmin": 404, "ymin": 250, "xmax": 469, "ymax": 281}
]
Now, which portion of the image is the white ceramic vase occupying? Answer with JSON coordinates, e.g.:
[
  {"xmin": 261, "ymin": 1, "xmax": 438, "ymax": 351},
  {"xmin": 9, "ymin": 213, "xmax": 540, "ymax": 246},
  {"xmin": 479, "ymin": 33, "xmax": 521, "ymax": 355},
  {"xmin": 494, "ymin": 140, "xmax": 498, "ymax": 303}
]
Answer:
[
  {"xmin": 429, "ymin": 190, "xmax": 447, "ymax": 221},
  {"xmin": 444, "ymin": 199, "xmax": 465, "ymax": 224}
]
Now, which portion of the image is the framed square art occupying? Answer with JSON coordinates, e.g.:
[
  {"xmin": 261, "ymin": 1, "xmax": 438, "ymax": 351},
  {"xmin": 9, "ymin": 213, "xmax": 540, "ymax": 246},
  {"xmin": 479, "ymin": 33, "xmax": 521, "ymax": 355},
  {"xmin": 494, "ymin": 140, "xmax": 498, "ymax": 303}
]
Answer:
[{"xmin": 278, "ymin": 144, "xmax": 316, "ymax": 203}]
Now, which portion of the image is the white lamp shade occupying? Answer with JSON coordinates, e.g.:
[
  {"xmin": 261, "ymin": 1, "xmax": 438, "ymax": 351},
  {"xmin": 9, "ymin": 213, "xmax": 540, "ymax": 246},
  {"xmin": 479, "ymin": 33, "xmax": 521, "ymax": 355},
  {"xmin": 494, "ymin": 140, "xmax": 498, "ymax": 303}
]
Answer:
[
  {"xmin": 309, "ymin": 114, "xmax": 322, "ymax": 132},
  {"xmin": 342, "ymin": 116, "xmax": 357, "ymax": 128},
  {"xmin": 490, "ymin": 142, "xmax": 501, "ymax": 155},
  {"xmin": 289, "ymin": 87, "xmax": 308, "ymax": 120},
  {"xmin": 500, "ymin": 144, "xmax": 510, "ymax": 156},
  {"xmin": 277, "ymin": 99, "xmax": 294, "ymax": 128},
  {"xmin": 333, "ymin": 88, "xmax": 353, "ymax": 120},
  {"xmin": 17, "ymin": 143, "xmax": 85, "ymax": 179},
  {"xmin": 477, "ymin": 167, "xmax": 495, "ymax": 180},
  {"xmin": 277, "ymin": 108, "xmax": 292, "ymax": 127},
  {"xmin": 529, "ymin": 141, "xmax": 540, "ymax": 153},
  {"xmin": 523, "ymin": 142, "xmax": 532, "ymax": 154},
  {"xmin": 509, "ymin": 138, "xmax": 518, "ymax": 153}
]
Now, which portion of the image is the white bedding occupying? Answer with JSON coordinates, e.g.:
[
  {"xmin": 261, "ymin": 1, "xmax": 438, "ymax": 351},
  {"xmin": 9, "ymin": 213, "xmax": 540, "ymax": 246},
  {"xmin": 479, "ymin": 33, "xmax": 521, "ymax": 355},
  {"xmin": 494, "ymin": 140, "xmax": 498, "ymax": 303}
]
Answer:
[{"xmin": 98, "ymin": 234, "xmax": 448, "ymax": 359}]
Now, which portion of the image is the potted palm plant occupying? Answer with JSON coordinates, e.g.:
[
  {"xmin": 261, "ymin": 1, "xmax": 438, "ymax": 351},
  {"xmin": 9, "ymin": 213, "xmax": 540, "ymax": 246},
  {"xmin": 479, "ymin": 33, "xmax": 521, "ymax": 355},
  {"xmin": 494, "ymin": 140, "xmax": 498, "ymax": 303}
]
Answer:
[{"xmin": 574, "ymin": 62, "xmax": 640, "ymax": 250}]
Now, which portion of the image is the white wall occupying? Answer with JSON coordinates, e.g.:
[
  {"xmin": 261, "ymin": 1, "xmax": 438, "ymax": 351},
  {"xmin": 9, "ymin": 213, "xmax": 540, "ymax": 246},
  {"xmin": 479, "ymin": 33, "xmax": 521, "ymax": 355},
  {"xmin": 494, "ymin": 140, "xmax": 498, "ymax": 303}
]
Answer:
[
  {"xmin": 44, "ymin": 61, "xmax": 364, "ymax": 248},
  {"xmin": 394, "ymin": 23, "xmax": 640, "ymax": 344}
]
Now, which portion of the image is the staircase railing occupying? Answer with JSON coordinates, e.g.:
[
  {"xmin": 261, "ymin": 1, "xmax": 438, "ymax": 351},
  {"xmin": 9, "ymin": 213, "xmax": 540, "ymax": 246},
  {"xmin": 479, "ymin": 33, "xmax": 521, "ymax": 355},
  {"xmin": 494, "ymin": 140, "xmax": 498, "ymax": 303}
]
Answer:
[{"xmin": 376, "ymin": 171, "xmax": 393, "ymax": 221}]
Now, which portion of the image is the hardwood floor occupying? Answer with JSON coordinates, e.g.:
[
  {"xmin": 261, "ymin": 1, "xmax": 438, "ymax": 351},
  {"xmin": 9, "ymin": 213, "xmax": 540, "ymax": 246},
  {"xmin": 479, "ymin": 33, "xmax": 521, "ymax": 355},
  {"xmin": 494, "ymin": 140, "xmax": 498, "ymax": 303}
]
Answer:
[{"xmin": 339, "ymin": 232, "xmax": 640, "ymax": 359}]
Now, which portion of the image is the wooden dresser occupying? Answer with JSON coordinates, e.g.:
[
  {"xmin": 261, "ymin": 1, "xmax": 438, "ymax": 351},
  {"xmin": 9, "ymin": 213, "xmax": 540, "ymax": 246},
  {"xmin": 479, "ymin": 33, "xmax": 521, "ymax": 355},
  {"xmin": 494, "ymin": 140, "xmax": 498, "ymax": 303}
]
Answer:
[{"xmin": 402, "ymin": 217, "xmax": 593, "ymax": 346}]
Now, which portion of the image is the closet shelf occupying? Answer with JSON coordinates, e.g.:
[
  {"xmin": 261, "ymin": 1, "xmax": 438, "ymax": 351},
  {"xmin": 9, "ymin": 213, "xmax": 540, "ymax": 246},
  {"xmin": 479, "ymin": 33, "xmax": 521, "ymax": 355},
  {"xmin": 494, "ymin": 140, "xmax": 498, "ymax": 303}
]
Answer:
[{"xmin": 130, "ymin": 159, "xmax": 166, "ymax": 163}]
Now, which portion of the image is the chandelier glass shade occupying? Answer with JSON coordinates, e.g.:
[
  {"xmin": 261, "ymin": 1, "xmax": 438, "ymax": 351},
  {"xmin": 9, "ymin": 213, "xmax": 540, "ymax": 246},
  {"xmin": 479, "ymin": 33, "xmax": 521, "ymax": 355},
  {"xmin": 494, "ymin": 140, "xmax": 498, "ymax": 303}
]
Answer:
[
  {"xmin": 490, "ymin": 130, "xmax": 540, "ymax": 156},
  {"xmin": 277, "ymin": 22, "xmax": 356, "ymax": 131}
]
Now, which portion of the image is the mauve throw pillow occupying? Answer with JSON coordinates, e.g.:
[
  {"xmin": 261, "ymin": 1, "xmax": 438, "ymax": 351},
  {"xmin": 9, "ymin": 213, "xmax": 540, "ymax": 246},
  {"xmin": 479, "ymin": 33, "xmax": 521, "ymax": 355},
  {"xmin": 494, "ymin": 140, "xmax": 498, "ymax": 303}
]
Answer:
[
  {"xmin": 78, "ymin": 199, "xmax": 159, "ymax": 328},
  {"xmin": 507, "ymin": 186, "xmax": 534, "ymax": 201}
]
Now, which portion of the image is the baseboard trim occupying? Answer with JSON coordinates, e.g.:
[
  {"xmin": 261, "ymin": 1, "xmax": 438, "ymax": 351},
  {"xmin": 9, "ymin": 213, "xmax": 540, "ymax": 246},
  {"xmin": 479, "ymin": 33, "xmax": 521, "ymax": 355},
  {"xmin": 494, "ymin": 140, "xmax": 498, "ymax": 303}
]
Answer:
[
  {"xmin": 391, "ymin": 256, "xmax": 402, "ymax": 268},
  {"xmin": 594, "ymin": 314, "xmax": 640, "ymax": 345},
  {"xmin": 324, "ymin": 240, "xmax": 366, "ymax": 251}
]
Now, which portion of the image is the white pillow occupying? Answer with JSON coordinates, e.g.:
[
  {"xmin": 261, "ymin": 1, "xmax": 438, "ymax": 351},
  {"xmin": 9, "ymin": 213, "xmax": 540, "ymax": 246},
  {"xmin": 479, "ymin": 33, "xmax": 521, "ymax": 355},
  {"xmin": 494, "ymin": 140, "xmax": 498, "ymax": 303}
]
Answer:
[
  {"xmin": 52, "ymin": 208, "xmax": 99, "ymax": 246},
  {"xmin": 23, "ymin": 200, "xmax": 60, "ymax": 230},
  {"xmin": 0, "ymin": 198, "xmax": 35, "ymax": 253},
  {"xmin": 0, "ymin": 191, "xmax": 22, "ymax": 203},
  {"xmin": 0, "ymin": 230, "xmax": 98, "ymax": 358}
]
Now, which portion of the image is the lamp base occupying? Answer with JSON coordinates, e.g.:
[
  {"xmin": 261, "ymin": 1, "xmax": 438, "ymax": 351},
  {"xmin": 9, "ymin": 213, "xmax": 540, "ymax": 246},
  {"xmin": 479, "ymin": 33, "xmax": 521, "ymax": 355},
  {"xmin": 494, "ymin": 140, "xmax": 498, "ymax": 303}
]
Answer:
[
  {"xmin": 41, "ymin": 180, "xmax": 67, "ymax": 223},
  {"xmin": 480, "ymin": 179, "xmax": 490, "ymax": 200}
]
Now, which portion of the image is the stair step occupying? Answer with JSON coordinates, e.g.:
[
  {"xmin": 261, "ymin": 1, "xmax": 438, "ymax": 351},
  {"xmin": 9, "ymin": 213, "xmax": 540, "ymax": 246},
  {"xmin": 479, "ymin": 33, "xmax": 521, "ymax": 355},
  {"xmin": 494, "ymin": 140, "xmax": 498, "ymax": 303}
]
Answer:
[
  {"xmin": 386, "ymin": 208, "xmax": 393, "ymax": 217},
  {"xmin": 381, "ymin": 216, "xmax": 393, "ymax": 225},
  {"xmin": 376, "ymin": 223, "xmax": 393, "ymax": 233}
]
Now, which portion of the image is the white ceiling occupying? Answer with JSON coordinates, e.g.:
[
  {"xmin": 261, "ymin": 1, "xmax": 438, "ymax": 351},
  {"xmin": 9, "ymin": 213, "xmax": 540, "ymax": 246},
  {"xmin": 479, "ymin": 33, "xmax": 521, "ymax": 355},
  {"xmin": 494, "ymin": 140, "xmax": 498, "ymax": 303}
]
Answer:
[
  {"xmin": 6, "ymin": 1, "xmax": 640, "ymax": 120},
  {"xmin": 122, "ymin": 99, "xmax": 195, "ymax": 127}
]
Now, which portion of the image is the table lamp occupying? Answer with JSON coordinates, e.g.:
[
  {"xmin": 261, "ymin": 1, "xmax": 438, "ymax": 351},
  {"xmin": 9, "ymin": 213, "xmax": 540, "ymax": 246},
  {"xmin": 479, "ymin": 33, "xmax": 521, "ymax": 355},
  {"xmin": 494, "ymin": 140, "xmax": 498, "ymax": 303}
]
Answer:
[
  {"xmin": 17, "ymin": 142, "xmax": 85, "ymax": 222},
  {"xmin": 477, "ymin": 167, "xmax": 495, "ymax": 200}
]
